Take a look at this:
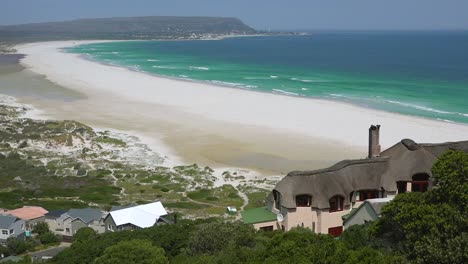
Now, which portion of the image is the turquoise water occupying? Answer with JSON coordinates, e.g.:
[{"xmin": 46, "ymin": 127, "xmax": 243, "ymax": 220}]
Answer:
[{"xmin": 67, "ymin": 32, "xmax": 468, "ymax": 124}]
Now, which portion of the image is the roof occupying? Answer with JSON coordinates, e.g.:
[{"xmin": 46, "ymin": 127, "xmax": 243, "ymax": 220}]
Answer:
[
  {"xmin": 343, "ymin": 197, "xmax": 393, "ymax": 225},
  {"xmin": 6, "ymin": 206, "xmax": 48, "ymax": 221},
  {"xmin": 241, "ymin": 207, "xmax": 277, "ymax": 224},
  {"xmin": 366, "ymin": 197, "xmax": 394, "ymax": 215},
  {"xmin": 109, "ymin": 201, "xmax": 167, "ymax": 228},
  {"xmin": 270, "ymin": 139, "xmax": 468, "ymax": 210},
  {"xmin": 45, "ymin": 209, "xmax": 67, "ymax": 218},
  {"xmin": 67, "ymin": 208, "xmax": 103, "ymax": 224},
  {"xmin": 0, "ymin": 215, "xmax": 20, "ymax": 229},
  {"xmin": 0, "ymin": 256, "xmax": 23, "ymax": 263}
]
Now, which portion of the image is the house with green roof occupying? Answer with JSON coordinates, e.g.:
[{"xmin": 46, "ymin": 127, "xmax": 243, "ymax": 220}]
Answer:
[{"xmin": 241, "ymin": 207, "xmax": 278, "ymax": 231}]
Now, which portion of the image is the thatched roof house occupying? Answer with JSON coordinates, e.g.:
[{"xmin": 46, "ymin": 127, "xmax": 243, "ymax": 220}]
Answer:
[{"xmin": 243, "ymin": 125, "xmax": 468, "ymax": 236}]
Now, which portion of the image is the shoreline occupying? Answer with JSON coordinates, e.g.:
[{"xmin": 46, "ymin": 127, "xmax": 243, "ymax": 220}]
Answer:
[{"xmin": 12, "ymin": 40, "xmax": 468, "ymax": 174}]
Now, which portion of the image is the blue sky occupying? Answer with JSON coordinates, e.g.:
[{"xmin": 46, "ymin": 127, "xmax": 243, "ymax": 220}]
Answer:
[{"xmin": 2, "ymin": 0, "xmax": 468, "ymax": 30}]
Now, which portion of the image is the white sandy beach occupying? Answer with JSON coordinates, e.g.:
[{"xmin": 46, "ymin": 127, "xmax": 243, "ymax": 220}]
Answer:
[{"xmin": 13, "ymin": 41, "xmax": 468, "ymax": 174}]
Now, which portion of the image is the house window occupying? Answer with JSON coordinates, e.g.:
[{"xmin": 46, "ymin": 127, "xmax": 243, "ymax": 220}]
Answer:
[
  {"xmin": 329, "ymin": 196, "xmax": 344, "ymax": 212},
  {"xmin": 259, "ymin": 226, "xmax": 273, "ymax": 231},
  {"xmin": 21, "ymin": 224, "xmax": 24, "ymax": 230},
  {"xmin": 1, "ymin": 230, "xmax": 8, "ymax": 235},
  {"xmin": 397, "ymin": 181, "xmax": 407, "ymax": 194},
  {"xmin": 273, "ymin": 190, "xmax": 281, "ymax": 210},
  {"xmin": 9, "ymin": 229, "xmax": 14, "ymax": 235},
  {"xmin": 356, "ymin": 190, "xmax": 380, "ymax": 201},
  {"xmin": 412, "ymin": 174, "xmax": 429, "ymax": 192},
  {"xmin": 328, "ymin": 226, "xmax": 343, "ymax": 237},
  {"xmin": 295, "ymin": 195, "xmax": 312, "ymax": 207}
]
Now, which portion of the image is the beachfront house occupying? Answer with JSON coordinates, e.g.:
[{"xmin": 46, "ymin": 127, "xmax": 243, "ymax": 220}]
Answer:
[
  {"xmin": 45, "ymin": 208, "xmax": 106, "ymax": 237},
  {"xmin": 242, "ymin": 125, "xmax": 468, "ymax": 236},
  {"xmin": 0, "ymin": 215, "xmax": 26, "ymax": 246},
  {"xmin": 104, "ymin": 201, "xmax": 168, "ymax": 232}
]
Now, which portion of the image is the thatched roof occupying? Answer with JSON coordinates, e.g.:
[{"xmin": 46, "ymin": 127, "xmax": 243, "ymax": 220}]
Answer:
[{"xmin": 270, "ymin": 139, "xmax": 468, "ymax": 210}]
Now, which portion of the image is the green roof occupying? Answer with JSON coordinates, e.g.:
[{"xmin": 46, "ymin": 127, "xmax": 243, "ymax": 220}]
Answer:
[{"xmin": 241, "ymin": 207, "xmax": 277, "ymax": 224}]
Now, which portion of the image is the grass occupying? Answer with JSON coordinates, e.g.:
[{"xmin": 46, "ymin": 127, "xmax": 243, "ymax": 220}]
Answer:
[{"xmin": 164, "ymin": 202, "xmax": 210, "ymax": 209}]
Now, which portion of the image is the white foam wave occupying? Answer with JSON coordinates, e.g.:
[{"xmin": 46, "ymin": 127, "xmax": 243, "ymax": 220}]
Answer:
[
  {"xmin": 385, "ymin": 100, "xmax": 453, "ymax": 115},
  {"xmin": 272, "ymin": 89, "xmax": 299, "ymax": 96},
  {"xmin": 243, "ymin": 77, "xmax": 271, "ymax": 80},
  {"xmin": 179, "ymin": 75, "xmax": 189, "ymax": 78},
  {"xmin": 210, "ymin": 80, "xmax": 245, "ymax": 87},
  {"xmin": 111, "ymin": 52, "xmax": 120, "ymax": 55},
  {"xmin": 301, "ymin": 88, "xmax": 308, "ymax": 91},
  {"xmin": 270, "ymin": 75, "xmax": 278, "ymax": 78},
  {"xmin": 152, "ymin": 65, "xmax": 177, "ymax": 69},
  {"xmin": 189, "ymin": 66, "xmax": 210, "ymax": 71},
  {"xmin": 147, "ymin": 59, "xmax": 159, "ymax": 62}
]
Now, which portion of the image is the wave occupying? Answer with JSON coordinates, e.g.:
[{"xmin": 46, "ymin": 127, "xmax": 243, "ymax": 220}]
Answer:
[
  {"xmin": 189, "ymin": 66, "xmax": 210, "ymax": 71},
  {"xmin": 301, "ymin": 88, "xmax": 308, "ymax": 91},
  {"xmin": 243, "ymin": 77, "xmax": 272, "ymax": 80},
  {"xmin": 147, "ymin": 59, "xmax": 159, "ymax": 62},
  {"xmin": 152, "ymin": 65, "xmax": 177, "ymax": 69},
  {"xmin": 111, "ymin": 52, "xmax": 120, "ymax": 55},
  {"xmin": 290, "ymin": 77, "xmax": 329, "ymax": 83},
  {"xmin": 384, "ymin": 100, "xmax": 454, "ymax": 115},
  {"xmin": 270, "ymin": 75, "xmax": 278, "ymax": 79},
  {"xmin": 272, "ymin": 89, "xmax": 299, "ymax": 96},
  {"xmin": 208, "ymin": 80, "xmax": 257, "ymax": 89}
]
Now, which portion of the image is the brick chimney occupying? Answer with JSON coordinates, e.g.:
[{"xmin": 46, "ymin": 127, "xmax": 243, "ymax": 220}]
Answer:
[{"xmin": 368, "ymin": 125, "xmax": 381, "ymax": 158}]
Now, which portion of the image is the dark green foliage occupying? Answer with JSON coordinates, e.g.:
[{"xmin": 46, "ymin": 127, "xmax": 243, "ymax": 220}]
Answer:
[
  {"xmin": 187, "ymin": 222, "xmax": 255, "ymax": 255},
  {"xmin": 6, "ymin": 238, "xmax": 36, "ymax": 255},
  {"xmin": 32, "ymin": 222, "xmax": 49, "ymax": 235},
  {"xmin": 94, "ymin": 239, "xmax": 168, "ymax": 264},
  {"xmin": 38, "ymin": 232, "xmax": 60, "ymax": 244},
  {"xmin": 372, "ymin": 150, "xmax": 468, "ymax": 264}
]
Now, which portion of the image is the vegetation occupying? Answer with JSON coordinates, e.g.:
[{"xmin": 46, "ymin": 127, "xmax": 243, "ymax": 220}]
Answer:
[
  {"xmin": 46, "ymin": 150, "xmax": 466, "ymax": 263},
  {"xmin": 0, "ymin": 101, "xmax": 276, "ymax": 218}
]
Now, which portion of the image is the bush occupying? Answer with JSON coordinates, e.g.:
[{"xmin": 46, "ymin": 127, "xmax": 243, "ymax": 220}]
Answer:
[{"xmin": 39, "ymin": 232, "xmax": 60, "ymax": 244}]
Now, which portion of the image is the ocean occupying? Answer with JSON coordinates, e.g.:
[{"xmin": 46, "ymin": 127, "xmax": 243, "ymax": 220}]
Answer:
[{"xmin": 67, "ymin": 32, "xmax": 468, "ymax": 124}]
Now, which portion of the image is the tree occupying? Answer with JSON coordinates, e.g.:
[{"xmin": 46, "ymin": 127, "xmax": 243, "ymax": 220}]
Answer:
[
  {"xmin": 38, "ymin": 232, "xmax": 60, "ymax": 244},
  {"xmin": 94, "ymin": 239, "xmax": 168, "ymax": 264},
  {"xmin": 431, "ymin": 150, "xmax": 468, "ymax": 212},
  {"xmin": 187, "ymin": 222, "xmax": 255, "ymax": 255},
  {"xmin": 32, "ymin": 222, "xmax": 50, "ymax": 236},
  {"xmin": 371, "ymin": 150, "xmax": 468, "ymax": 264},
  {"xmin": 73, "ymin": 227, "xmax": 97, "ymax": 243}
]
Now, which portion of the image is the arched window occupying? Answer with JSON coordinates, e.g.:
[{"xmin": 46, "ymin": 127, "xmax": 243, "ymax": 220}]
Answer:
[
  {"xmin": 412, "ymin": 173, "xmax": 429, "ymax": 192},
  {"xmin": 329, "ymin": 195, "xmax": 344, "ymax": 212},
  {"xmin": 295, "ymin": 195, "xmax": 312, "ymax": 207},
  {"xmin": 273, "ymin": 190, "xmax": 281, "ymax": 210}
]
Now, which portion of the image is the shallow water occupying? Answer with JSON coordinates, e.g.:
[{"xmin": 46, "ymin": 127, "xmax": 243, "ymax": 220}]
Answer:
[{"xmin": 68, "ymin": 32, "xmax": 468, "ymax": 124}]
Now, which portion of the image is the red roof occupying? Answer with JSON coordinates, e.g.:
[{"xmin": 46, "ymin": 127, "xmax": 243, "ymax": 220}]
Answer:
[{"xmin": 6, "ymin": 206, "xmax": 48, "ymax": 220}]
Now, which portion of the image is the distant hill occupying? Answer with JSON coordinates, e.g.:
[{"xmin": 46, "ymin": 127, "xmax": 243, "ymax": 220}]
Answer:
[{"xmin": 0, "ymin": 16, "xmax": 257, "ymax": 43}]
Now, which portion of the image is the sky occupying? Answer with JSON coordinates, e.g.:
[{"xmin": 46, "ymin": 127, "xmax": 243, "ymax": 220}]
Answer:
[{"xmin": 1, "ymin": 0, "xmax": 468, "ymax": 30}]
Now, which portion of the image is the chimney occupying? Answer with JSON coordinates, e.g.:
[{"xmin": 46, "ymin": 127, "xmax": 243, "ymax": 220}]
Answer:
[{"xmin": 368, "ymin": 125, "xmax": 381, "ymax": 158}]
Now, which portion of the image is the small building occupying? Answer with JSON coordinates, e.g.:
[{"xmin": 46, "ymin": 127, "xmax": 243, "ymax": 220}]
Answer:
[
  {"xmin": 240, "ymin": 207, "xmax": 278, "ymax": 231},
  {"xmin": 2, "ymin": 206, "xmax": 47, "ymax": 231},
  {"xmin": 0, "ymin": 215, "xmax": 26, "ymax": 246},
  {"xmin": 342, "ymin": 197, "xmax": 393, "ymax": 229},
  {"xmin": 104, "ymin": 202, "xmax": 168, "ymax": 232}
]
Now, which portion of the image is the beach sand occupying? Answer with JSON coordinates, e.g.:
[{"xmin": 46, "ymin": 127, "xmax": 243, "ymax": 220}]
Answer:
[{"xmin": 11, "ymin": 41, "xmax": 468, "ymax": 174}]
